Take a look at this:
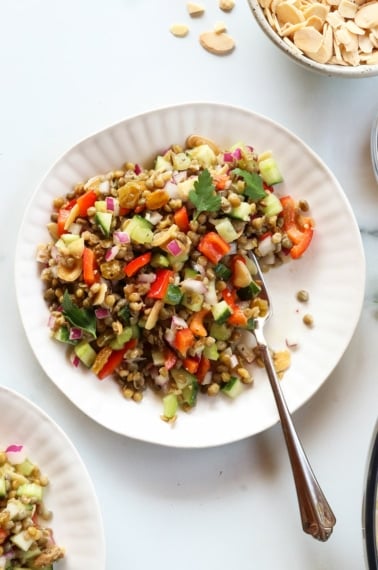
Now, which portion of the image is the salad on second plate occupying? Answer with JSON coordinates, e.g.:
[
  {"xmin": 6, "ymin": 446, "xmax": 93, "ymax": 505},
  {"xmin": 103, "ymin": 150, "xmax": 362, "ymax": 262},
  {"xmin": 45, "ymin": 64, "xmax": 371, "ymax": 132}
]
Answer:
[{"xmin": 37, "ymin": 135, "xmax": 314, "ymax": 421}]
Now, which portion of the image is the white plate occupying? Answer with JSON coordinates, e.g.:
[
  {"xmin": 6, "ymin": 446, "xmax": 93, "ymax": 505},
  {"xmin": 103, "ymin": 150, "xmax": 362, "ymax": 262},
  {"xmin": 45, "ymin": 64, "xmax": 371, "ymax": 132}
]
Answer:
[
  {"xmin": 15, "ymin": 102, "xmax": 365, "ymax": 448},
  {"xmin": 0, "ymin": 386, "xmax": 106, "ymax": 568}
]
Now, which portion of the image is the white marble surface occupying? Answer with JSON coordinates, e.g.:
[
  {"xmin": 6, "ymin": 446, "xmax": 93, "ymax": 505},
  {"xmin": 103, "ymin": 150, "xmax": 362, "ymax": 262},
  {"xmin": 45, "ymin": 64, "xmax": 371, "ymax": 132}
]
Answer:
[{"xmin": 1, "ymin": 1, "xmax": 378, "ymax": 568}]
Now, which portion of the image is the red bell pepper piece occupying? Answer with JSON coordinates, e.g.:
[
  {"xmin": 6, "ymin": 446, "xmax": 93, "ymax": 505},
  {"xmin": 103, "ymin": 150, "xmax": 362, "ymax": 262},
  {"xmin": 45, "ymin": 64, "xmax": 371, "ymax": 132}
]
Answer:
[
  {"xmin": 183, "ymin": 356, "xmax": 200, "ymax": 374},
  {"xmin": 164, "ymin": 349, "xmax": 177, "ymax": 370},
  {"xmin": 222, "ymin": 288, "xmax": 248, "ymax": 327},
  {"xmin": 147, "ymin": 269, "xmax": 173, "ymax": 299},
  {"xmin": 76, "ymin": 189, "xmax": 97, "ymax": 216},
  {"xmin": 173, "ymin": 206, "xmax": 190, "ymax": 232},
  {"xmin": 280, "ymin": 195, "xmax": 314, "ymax": 259},
  {"xmin": 173, "ymin": 328, "xmax": 195, "ymax": 357},
  {"xmin": 197, "ymin": 355, "xmax": 211, "ymax": 382},
  {"xmin": 197, "ymin": 232, "xmax": 231, "ymax": 265},
  {"xmin": 82, "ymin": 247, "xmax": 99, "ymax": 285},
  {"xmin": 0, "ymin": 528, "xmax": 9, "ymax": 544},
  {"xmin": 124, "ymin": 252, "xmax": 152, "ymax": 277},
  {"xmin": 97, "ymin": 339, "xmax": 137, "ymax": 380},
  {"xmin": 57, "ymin": 208, "xmax": 71, "ymax": 237}
]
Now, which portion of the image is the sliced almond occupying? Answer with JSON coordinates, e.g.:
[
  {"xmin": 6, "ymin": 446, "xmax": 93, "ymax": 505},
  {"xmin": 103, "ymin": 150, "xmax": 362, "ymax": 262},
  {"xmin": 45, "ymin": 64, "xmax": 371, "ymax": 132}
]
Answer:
[
  {"xmin": 326, "ymin": 11, "xmax": 345, "ymax": 28},
  {"xmin": 218, "ymin": 0, "xmax": 235, "ymax": 12},
  {"xmin": 276, "ymin": 2, "xmax": 305, "ymax": 24},
  {"xmin": 345, "ymin": 20, "xmax": 365, "ymax": 35},
  {"xmin": 355, "ymin": 3, "xmax": 378, "ymax": 29},
  {"xmin": 338, "ymin": 0, "xmax": 358, "ymax": 19},
  {"xmin": 306, "ymin": 15, "xmax": 324, "ymax": 31},
  {"xmin": 293, "ymin": 26, "xmax": 324, "ymax": 51},
  {"xmin": 304, "ymin": 3, "xmax": 329, "ymax": 22},
  {"xmin": 170, "ymin": 23, "xmax": 189, "ymax": 37},
  {"xmin": 187, "ymin": 2, "xmax": 205, "ymax": 17},
  {"xmin": 199, "ymin": 31, "xmax": 235, "ymax": 54},
  {"xmin": 359, "ymin": 34, "xmax": 374, "ymax": 53}
]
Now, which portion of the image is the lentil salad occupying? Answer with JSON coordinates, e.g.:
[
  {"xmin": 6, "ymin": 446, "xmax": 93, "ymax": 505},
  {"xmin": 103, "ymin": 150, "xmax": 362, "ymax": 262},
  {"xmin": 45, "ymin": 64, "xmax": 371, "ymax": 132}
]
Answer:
[
  {"xmin": 0, "ymin": 445, "xmax": 65, "ymax": 569},
  {"xmin": 37, "ymin": 135, "xmax": 314, "ymax": 421}
]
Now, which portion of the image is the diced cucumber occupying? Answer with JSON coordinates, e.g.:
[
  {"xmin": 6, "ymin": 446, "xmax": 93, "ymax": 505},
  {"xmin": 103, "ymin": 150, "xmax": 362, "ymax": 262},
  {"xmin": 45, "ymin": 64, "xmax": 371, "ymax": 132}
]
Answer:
[
  {"xmin": 74, "ymin": 340, "xmax": 97, "ymax": 368},
  {"xmin": 183, "ymin": 267, "xmax": 199, "ymax": 279},
  {"xmin": 163, "ymin": 393, "xmax": 178, "ymax": 419},
  {"xmin": 230, "ymin": 201, "xmax": 253, "ymax": 221},
  {"xmin": 16, "ymin": 459, "xmax": 35, "ymax": 477},
  {"xmin": 110, "ymin": 326, "xmax": 133, "ymax": 350},
  {"xmin": 164, "ymin": 285, "xmax": 183, "ymax": 305},
  {"xmin": 11, "ymin": 531, "xmax": 34, "ymax": 552},
  {"xmin": 54, "ymin": 326, "xmax": 75, "ymax": 345},
  {"xmin": 151, "ymin": 253, "xmax": 169, "ymax": 268},
  {"xmin": 124, "ymin": 215, "xmax": 153, "ymax": 244},
  {"xmin": 187, "ymin": 144, "xmax": 216, "ymax": 168},
  {"xmin": 262, "ymin": 192, "xmax": 283, "ymax": 216},
  {"xmin": 172, "ymin": 152, "xmax": 191, "ymax": 171},
  {"xmin": 214, "ymin": 263, "xmax": 232, "ymax": 281},
  {"xmin": 181, "ymin": 291, "xmax": 204, "ymax": 312},
  {"xmin": 60, "ymin": 233, "xmax": 80, "ymax": 245},
  {"xmin": 211, "ymin": 300, "xmax": 232, "ymax": 324},
  {"xmin": 236, "ymin": 280, "xmax": 261, "ymax": 300},
  {"xmin": 222, "ymin": 377, "xmax": 244, "ymax": 399},
  {"xmin": 209, "ymin": 322, "xmax": 232, "ymax": 341},
  {"xmin": 258, "ymin": 156, "xmax": 283, "ymax": 185},
  {"xmin": 167, "ymin": 250, "xmax": 189, "ymax": 266},
  {"xmin": 214, "ymin": 218, "xmax": 239, "ymax": 243},
  {"xmin": 171, "ymin": 368, "xmax": 199, "ymax": 408},
  {"xmin": 155, "ymin": 155, "xmax": 172, "ymax": 172},
  {"xmin": 203, "ymin": 343, "xmax": 219, "ymax": 361},
  {"xmin": 94, "ymin": 199, "xmax": 107, "ymax": 212},
  {"xmin": 95, "ymin": 211, "xmax": 113, "ymax": 237},
  {"xmin": 16, "ymin": 483, "xmax": 43, "ymax": 501},
  {"xmin": 6, "ymin": 498, "xmax": 34, "ymax": 520},
  {"xmin": 0, "ymin": 477, "xmax": 6, "ymax": 497}
]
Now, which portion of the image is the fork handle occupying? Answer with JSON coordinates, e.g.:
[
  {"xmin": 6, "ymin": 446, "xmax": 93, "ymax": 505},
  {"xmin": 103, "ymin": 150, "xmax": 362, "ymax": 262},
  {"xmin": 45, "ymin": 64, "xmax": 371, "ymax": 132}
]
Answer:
[{"xmin": 256, "ymin": 338, "xmax": 336, "ymax": 541}]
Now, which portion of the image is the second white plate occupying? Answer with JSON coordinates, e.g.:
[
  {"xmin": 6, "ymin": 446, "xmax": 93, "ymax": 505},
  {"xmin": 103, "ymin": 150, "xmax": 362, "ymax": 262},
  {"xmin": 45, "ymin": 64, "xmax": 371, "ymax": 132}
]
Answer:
[
  {"xmin": 15, "ymin": 102, "xmax": 365, "ymax": 448},
  {"xmin": 0, "ymin": 386, "xmax": 106, "ymax": 568}
]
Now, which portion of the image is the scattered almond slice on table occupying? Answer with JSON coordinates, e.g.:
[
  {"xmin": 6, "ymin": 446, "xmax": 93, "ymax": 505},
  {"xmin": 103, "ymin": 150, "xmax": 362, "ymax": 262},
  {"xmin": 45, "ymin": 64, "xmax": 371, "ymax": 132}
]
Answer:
[
  {"xmin": 199, "ymin": 30, "xmax": 236, "ymax": 54},
  {"xmin": 187, "ymin": 2, "xmax": 205, "ymax": 16},
  {"xmin": 170, "ymin": 23, "xmax": 189, "ymax": 37}
]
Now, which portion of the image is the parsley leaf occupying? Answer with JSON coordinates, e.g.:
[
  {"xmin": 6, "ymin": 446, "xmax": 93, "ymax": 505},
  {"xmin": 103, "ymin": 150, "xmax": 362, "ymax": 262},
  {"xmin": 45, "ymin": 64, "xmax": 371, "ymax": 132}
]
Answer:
[
  {"xmin": 62, "ymin": 290, "xmax": 97, "ymax": 338},
  {"xmin": 232, "ymin": 168, "xmax": 267, "ymax": 201},
  {"xmin": 188, "ymin": 169, "xmax": 221, "ymax": 219}
]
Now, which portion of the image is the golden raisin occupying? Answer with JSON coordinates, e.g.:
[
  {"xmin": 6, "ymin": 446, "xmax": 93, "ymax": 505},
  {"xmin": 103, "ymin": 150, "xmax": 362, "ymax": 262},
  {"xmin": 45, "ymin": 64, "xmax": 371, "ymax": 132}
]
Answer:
[{"xmin": 146, "ymin": 189, "xmax": 169, "ymax": 210}]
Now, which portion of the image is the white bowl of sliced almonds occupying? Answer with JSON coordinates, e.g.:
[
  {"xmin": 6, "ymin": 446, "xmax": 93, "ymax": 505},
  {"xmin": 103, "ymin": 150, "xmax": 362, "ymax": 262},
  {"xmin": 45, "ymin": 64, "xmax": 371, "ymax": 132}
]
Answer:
[{"xmin": 247, "ymin": 0, "xmax": 378, "ymax": 76}]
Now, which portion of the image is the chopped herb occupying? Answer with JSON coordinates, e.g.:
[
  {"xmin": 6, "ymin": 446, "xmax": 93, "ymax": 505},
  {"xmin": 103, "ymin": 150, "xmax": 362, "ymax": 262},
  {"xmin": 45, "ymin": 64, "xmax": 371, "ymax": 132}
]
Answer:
[
  {"xmin": 62, "ymin": 290, "xmax": 97, "ymax": 338},
  {"xmin": 232, "ymin": 168, "xmax": 267, "ymax": 201},
  {"xmin": 188, "ymin": 169, "xmax": 221, "ymax": 219}
]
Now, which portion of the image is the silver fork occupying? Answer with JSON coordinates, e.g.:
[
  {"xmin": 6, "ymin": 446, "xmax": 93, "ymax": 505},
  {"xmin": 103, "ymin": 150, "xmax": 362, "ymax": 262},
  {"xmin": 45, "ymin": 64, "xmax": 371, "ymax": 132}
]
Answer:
[{"xmin": 248, "ymin": 252, "xmax": 336, "ymax": 542}]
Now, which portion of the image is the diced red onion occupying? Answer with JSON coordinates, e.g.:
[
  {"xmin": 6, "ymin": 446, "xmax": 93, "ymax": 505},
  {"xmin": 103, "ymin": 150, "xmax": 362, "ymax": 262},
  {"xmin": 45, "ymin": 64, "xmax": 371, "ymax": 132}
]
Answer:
[
  {"xmin": 171, "ymin": 315, "xmax": 188, "ymax": 330},
  {"xmin": 180, "ymin": 279, "xmax": 206, "ymax": 294},
  {"xmin": 105, "ymin": 245, "xmax": 120, "ymax": 261},
  {"xmin": 68, "ymin": 222, "xmax": 82, "ymax": 235},
  {"xmin": 228, "ymin": 242, "xmax": 237, "ymax": 255},
  {"xmin": 95, "ymin": 307, "xmax": 111, "ymax": 319},
  {"xmin": 232, "ymin": 148, "xmax": 242, "ymax": 160},
  {"xmin": 192, "ymin": 263, "xmax": 205, "ymax": 276},
  {"xmin": 48, "ymin": 315, "xmax": 56, "ymax": 330},
  {"xmin": 164, "ymin": 328, "xmax": 176, "ymax": 347},
  {"xmin": 5, "ymin": 444, "xmax": 23, "ymax": 453},
  {"xmin": 172, "ymin": 171, "xmax": 187, "ymax": 184},
  {"xmin": 145, "ymin": 211, "xmax": 163, "ymax": 225},
  {"xmin": 71, "ymin": 354, "xmax": 80, "ymax": 368},
  {"xmin": 106, "ymin": 197, "xmax": 120, "ymax": 216},
  {"xmin": 134, "ymin": 164, "xmax": 142, "ymax": 175},
  {"xmin": 246, "ymin": 145, "xmax": 254, "ymax": 152},
  {"xmin": 166, "ymin": 240, "xmax": 182, "ymax": 257},
  {"xmin": 286, "ymin": 336, "xmax": 299, "ymax": 349},
  {"xmin": 69, "ymin": 327, "xmax": 83, "ymax": 341},
  {"xmin": 114, "ymin": 231, "xmax": 130, "ymax": 244},
  {"xmin": 204, "ymin": 281, "xmax": 217, "ymax": 305},
  {"xmin": 223, "ymin": 152, "xmax": 234, "ymax": 162},
  {"xmin": 201, "ymin": 371, "xmax": 212, "ymax": 386},
  {"xmin": 164, "ymin": 181, "xmax": 179, "ymax": 198},
  {"xmin": 137, "ymin": 273, "xmax": 156, "ymax": 283},
  {"xmin": 229, "ymin": 354, "xmax": 239, "ymax": 369},
  {"xmin": 98, "ymin": 180, "xmax": 110, "ymax": 193},
  {"xmin": 258, "ymin": 234, "xmax": 274, "ymax": 257}
]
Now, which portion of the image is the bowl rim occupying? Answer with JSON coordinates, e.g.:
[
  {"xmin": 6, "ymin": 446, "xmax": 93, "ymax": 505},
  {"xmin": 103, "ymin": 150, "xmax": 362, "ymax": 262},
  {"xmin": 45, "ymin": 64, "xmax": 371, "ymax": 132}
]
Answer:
[
  {"xmin": 363, "ymin": 420, "xmax": 378, "ymax": 569},
  {"xmin": 247, "ymin": 0, "xmax": 378, "ymax": 78}
]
